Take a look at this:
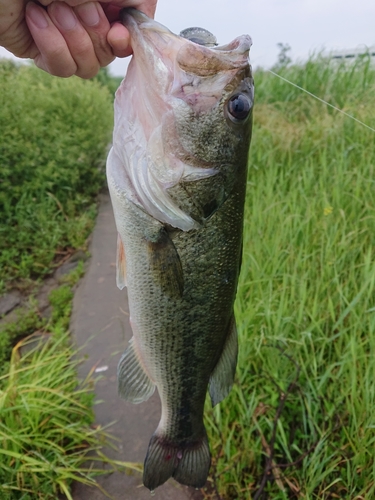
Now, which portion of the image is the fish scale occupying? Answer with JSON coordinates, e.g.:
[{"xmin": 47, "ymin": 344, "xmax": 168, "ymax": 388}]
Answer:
[{"xmin": 107, "ymin": 8, "xmax": 254, "ymax": 491}]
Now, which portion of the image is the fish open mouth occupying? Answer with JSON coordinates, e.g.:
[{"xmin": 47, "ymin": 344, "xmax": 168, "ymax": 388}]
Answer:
[{"xmin": 121, "ymin": 8, "xmax": 252, "ymax": 82}]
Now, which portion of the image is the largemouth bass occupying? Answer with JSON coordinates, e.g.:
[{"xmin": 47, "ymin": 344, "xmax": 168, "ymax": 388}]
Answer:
[{"xmin": 106, "ymin": 9, "xmax": 254, "ymax": 491}]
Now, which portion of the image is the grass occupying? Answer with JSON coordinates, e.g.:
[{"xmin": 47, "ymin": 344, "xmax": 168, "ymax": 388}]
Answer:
[
  {"xmin": 204, "ymin": 55, "xmax": 375, "ymax": 498},
  {"xmin": 0, "ymin": 262, "xmax": 114, "ymax": 500},
  {"xmin": 0, "ymin": 333, "xmax": 111, "ymax": 500}
]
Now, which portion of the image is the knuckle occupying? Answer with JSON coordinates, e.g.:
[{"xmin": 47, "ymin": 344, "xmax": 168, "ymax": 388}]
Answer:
[
  {"xmin": 46, "ymin": 44, "xmax": 75, "ymax": 66},
  {"xmin": 76, "ymin": 62, "xmax": 100, "ymax": 79},
  {"xmin": 46, "ymin": 56, "xmax": 77, "ymax": 77},
  {"xmin": 86, "ymin": 33, "xmax": 115, "ymax": 67},
  {"xmin": 55, "ymin": 68, "xmax": 76, "ymax": 78},
  {"xmin": 49, "ymin": 65, "xmax": 76, "ymax": 78},
  {"xmin": 34, "ymin": 55, "xmax": 75, "ymax": 78},
  {"xmin": 98, "ymin": 52, "xmax": 115, "ymax": 67},
  {"xmin": 69, "ymin": 42, "xmax": 92, "ymax": 61}
]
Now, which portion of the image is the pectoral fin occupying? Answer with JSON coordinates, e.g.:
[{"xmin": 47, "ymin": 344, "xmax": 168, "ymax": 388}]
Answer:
[
  {"xmin": 147, "ymin": 228, "xmax": 184, "ymax": 299},
  {"xmin": 116, "ymin": 233, "xmax": 127, "ymax": 290},
  {"xmin": 118, "ymin": 337, "xmax": 155, "ymax": 404},
  {"xmin": 209, "ymin": 315, "xmax": 238, "ymax": 406}
]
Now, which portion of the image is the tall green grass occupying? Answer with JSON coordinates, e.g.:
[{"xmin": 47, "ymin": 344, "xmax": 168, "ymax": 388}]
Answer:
[{"xmin": 205, "ymin": 56, "xmax": 375, "ymax": 498}]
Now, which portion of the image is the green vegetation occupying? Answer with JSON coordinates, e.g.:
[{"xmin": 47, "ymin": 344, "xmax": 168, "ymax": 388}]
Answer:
[
  {"xmin": 93, "ymin": 67, "xmax": 122, "ymax": 96},
  {"xmin": 0, "ymin": 264, "xmax": 112, "ymax": 500},
  {"xmin": 204, "ymin": 55, "xmax": 375, "ymax": 498},
  {"xmin": 0, "ymin": 60, "xmax": 118, "ymax": 499},
  {"xmin": 0, "ymin": 337, "xmax": 103, "ymax": 500},
  {"xmin": 0, "ymin": 60, "xmax": 113, "ymax": 291},
  {"xmin": 3, "ymin": 52, "xmax": 375, "ymax": 499}
]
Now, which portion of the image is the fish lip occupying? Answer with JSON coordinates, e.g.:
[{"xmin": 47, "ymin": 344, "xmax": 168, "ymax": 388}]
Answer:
[
  {"xmin": 120, "ymin": 8, "xmax": 182, "ymax": 78},
  {"xmin": 120, "ymin": 7, "xmax": 153, "ymax": 25},
  {"xmin": 120, "ymin": 8, "xmax": 175, "ymax": 38},
  {"xmin": 120, "ymin": 8, "xmax": 252, "ymax": 66},
  {"xmin": 214, "ymin": 35, "xmax": 253, "ymax": 56}
]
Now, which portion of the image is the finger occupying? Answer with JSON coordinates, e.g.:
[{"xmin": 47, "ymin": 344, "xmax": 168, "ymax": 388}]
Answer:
[
  {"xmin": 102, "ymin": 4, "xmax": 122, "ymax": 24},
  {"xmin": 136, "ymin": 1, "xmax": 158, "ymax": 18},
  {"xmin": 40, "ymin": 1, "xmax": 157, "ymax": 16},
  {"xmin": 48, "ymin": 2, "xmax": 100, "ymax": 79},
  {"xmin": 74, "ymin": 2, "xmax": 115, "ymax": 67},
  {"xmin": 39, "ymin": 0, "xmax": 85, "ymax": 6},
  {"xmin": 107, "ymin": 22, "xmax": 132, "ymax": 58},
  {"xmin": 26, "ymin": 2, "xmax": 78, "ymax": 77},
  {"xmin": 103, "ymin": 1, "xmax": 157, "ymax": 19}
]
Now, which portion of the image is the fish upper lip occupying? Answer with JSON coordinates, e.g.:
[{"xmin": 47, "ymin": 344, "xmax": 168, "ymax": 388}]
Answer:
[
  {"xmin": 121, "ymin": 8, "xmax": 174, "ymax": 37},
  {"xmin": 120, "ymin": 8, "xmax": 252, "ymax": 60},
  {"xmin": 120, "ymin": 7, "xmax": 151, "ymax": 24}
]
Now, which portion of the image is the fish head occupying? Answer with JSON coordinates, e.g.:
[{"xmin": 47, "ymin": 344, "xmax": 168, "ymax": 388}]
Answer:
[{"xmin": 109, "ymin": 9, "xmax": 254, "ymax": 230}]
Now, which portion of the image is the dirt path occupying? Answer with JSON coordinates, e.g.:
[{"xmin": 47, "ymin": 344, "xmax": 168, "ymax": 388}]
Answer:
[{"xmin": 70, "ymin": 193, "xmax": 201, "ymax": 500}]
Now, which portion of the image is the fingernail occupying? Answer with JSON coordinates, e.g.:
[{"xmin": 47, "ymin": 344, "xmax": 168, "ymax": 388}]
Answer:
[
  {"xmin": 52, "ymin": 2, "xmax": 77, "ymax": 30},
  {"xmin": 27, "ymin": 3, "xmax": 49, "ymax": 29},
  {"xmin": 76, "ymin": 2, "xmax": 100, "ymax": 27}
]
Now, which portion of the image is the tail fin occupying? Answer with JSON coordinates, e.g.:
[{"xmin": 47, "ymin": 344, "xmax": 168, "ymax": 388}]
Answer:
[{"xmin": 143, "ymin": 432, "xmax": 211, "ymax": 491}]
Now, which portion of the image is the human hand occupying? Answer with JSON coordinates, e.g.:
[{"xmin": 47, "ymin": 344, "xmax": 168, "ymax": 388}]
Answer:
[{"xmin": 0, "ymin": 1, "xmax": 157, "ymax": 78}]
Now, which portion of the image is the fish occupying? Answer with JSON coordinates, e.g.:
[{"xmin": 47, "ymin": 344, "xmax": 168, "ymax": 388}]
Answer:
[{"xmin": 106, "ymin": 8, "xmax": 254, "ymax": 491}]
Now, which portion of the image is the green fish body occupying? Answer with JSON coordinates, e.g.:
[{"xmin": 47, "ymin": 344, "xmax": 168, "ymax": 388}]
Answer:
[{"xmin": 106, "ymin": 9, "xmax": 253, "ymax": 491}]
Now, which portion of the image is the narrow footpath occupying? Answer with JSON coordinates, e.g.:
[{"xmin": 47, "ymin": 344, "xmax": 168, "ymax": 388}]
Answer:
[{"xmin": 70, "ymin": 193, "xmax": 201, "ymax": 500}]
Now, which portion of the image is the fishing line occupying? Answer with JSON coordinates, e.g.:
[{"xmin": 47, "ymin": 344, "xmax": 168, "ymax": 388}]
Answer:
[{"xmin": 267, "ymin": 69, "xmax": 375, "ymax": 134}]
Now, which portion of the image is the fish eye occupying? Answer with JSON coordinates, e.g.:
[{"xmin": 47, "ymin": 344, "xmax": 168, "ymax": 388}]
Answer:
[{"xmin": 227, "ymin": 94, "xmax": 251, "ymax": 121}]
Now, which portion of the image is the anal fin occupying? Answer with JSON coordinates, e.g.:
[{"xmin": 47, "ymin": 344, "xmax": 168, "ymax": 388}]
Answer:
[
  {"xmin": 209, "ymin": 315, "xmax": 238, "ymax": 406},
  {"xmin": 117, "ymin": 337, "xmax": 155, "ymax": 404},
  {"xmin": 116, "ymin": 233, "xmax": 127, "ymax": 290}
]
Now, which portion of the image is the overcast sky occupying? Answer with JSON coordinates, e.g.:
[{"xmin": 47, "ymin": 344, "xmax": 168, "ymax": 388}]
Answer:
[{"xmin": 1, "ymin": 0, "xmax": 374, "ymax": 76}]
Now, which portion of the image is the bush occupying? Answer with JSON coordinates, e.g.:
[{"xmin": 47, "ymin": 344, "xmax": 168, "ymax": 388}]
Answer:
[
  {"xmin": 92, "ymin": 67, "xmax": 122, "ymax": 96},
  {"xmin": 0, "ymin": 61, "xmax": 113, "ymax": 287}
]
